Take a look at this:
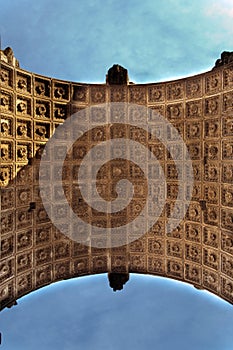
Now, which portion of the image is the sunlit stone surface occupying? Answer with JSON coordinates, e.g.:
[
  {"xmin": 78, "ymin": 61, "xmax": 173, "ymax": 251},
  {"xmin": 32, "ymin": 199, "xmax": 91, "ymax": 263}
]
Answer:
[{"xmin": 1, "ymin": 48, "xmax": 233, "ymax": 310}]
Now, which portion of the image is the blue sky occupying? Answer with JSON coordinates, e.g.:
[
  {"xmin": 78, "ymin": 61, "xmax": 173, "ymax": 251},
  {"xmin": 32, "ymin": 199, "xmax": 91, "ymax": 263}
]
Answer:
[
  {"xmin": 1, "ymin": 274, "xmax": 233, "ymax": 350},
  {"xmin": 1, "ymin": 0, "xmax": 233, "ymax": 83},
  {"xmin": 1, "ymin": 0, "xmax": 233, "ymax": 349}
]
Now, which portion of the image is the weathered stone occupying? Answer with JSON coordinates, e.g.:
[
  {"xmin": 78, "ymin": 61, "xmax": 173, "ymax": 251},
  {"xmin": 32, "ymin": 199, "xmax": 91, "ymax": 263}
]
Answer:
[{"xmin": 213, "ymin": 51, "xmax": 233, "ymax": 68}]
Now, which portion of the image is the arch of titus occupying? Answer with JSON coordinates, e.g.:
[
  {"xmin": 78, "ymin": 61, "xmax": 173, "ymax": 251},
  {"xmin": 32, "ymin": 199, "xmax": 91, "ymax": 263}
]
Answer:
[{"xmin": 1, "ymin": 48, "xmax": 233, "ymax": 310}]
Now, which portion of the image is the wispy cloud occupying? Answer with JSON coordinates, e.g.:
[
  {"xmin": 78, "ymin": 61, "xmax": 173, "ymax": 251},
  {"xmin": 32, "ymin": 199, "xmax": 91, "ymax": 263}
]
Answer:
[{"xmin": 205, "ymin": 0, "xmax": 233, "ymax": 18}]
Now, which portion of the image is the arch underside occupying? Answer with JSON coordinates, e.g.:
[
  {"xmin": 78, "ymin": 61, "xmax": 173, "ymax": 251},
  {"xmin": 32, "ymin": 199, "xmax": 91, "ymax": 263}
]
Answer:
[{"xmin": 1, "ymin": 55, "xmax": 233, "ymax": 310}]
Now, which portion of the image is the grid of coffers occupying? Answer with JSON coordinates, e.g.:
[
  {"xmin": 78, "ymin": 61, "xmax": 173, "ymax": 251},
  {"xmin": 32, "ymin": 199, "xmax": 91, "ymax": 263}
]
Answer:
[{"xmin": 0, "ymin": 59, "xmax": 233, "ymax": 310}]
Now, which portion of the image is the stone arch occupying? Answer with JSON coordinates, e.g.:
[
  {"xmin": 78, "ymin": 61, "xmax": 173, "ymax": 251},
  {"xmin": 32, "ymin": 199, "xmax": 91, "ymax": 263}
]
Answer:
[{"xmin": 1, "ymin": 52, "xmax": 233, "ymax": 310}]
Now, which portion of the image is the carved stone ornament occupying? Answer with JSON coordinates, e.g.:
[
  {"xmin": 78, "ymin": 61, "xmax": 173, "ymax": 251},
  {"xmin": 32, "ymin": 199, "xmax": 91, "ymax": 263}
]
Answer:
[
  {"xmin": 213, "ymin": 51, "xmax": 233, "ymax": 68},
  {"xmin": 106, "ymin": 64, "xmax": 128, "ymax": 85},
  {"xmin": 0, "ymin": 47, "xmax": 20, "ymax": 67}
]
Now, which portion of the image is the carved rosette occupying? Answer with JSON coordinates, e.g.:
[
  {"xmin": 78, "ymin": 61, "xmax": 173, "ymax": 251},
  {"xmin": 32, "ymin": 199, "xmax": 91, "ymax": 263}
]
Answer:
[
  {"xmin": 16, "ymin": 72, "xmax": 31, "ymax": 94},
  {"xmin": 148, "ymin": 84, "xmax": 165, "ymax": 103},
  {"xmin": 167, "ymin": 82, "xmax": 184, "ymax": 100},
  {"xmin": 186, "ymin": 78, "xmax": 202, "ymax": 98},
  {"xmin": 223, "ymin": 65, "xmax": 233, "ymax": 89},
  {"xmin": 205, "ymin": 72, "xmax": 221, "ymax": 94}
]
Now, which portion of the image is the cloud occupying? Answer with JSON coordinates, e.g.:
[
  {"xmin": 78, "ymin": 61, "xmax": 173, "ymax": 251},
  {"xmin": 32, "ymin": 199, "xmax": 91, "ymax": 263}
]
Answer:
[{"xmin": 205, "ymin": 0, "xmax": 233, "ymax": 18}]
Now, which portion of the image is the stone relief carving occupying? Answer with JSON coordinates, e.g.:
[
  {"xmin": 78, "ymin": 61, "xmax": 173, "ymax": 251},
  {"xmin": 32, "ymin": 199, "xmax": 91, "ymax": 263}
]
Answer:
[
  {"xmin": 213, "ymin": 51, "xmax": 233, "ymax": 68},
  {"xmin": 106, "ymin": 64, "xmax": 128, "ymax": 85}
]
